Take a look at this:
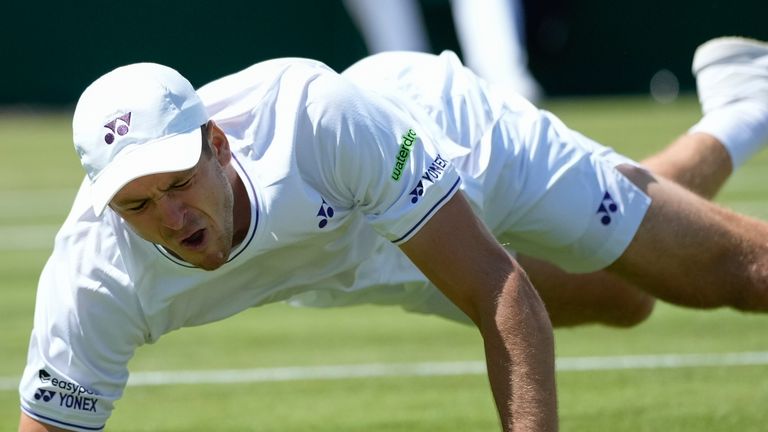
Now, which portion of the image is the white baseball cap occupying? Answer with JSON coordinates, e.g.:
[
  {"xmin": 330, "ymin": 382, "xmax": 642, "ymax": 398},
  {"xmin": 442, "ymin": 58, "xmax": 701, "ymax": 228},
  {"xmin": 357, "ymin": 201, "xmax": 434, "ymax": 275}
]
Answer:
[{"xmin": 73, "ymin": 62, "xmax": 208, "ymax": 216}]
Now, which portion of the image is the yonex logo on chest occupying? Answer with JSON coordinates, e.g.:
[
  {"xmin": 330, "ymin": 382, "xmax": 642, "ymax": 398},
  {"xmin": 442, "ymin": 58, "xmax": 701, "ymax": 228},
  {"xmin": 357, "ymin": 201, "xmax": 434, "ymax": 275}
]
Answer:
[
  {"xmin": 104, "ymin": 112, "xmax": 132, "ymax": 144},
  {"xmin": 316, "ymin": 198, "xmax": 335, "ymax": 228}
]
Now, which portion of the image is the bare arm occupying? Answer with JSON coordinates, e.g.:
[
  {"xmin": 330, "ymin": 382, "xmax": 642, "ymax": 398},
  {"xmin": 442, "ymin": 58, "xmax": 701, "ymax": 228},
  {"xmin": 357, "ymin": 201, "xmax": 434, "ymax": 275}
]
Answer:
[
  {"xmin": 399, "ymin": 192, "xmax": 558, "ymax": 431},
  {"xmin": 19, "ymin": 412, "xmax": 70, "ymax": 432}
]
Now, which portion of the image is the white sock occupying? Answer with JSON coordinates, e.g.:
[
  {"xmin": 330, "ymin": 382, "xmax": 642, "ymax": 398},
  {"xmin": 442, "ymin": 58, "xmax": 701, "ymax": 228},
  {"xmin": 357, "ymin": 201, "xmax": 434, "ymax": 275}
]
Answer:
[{"xmin": 689, "ymin": 102, "xmax": 768, "ymax": 169}]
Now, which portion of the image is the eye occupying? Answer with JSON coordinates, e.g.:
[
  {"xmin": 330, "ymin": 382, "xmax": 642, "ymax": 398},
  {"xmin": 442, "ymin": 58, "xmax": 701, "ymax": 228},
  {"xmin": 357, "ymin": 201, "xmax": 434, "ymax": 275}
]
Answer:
[
  {"xmin": 127, "ymin": 201, "xmax": 147, "ymax": 212},
  {"xmin": 173, "ymin": 177, "xmax": 193, "ymax": 189}
]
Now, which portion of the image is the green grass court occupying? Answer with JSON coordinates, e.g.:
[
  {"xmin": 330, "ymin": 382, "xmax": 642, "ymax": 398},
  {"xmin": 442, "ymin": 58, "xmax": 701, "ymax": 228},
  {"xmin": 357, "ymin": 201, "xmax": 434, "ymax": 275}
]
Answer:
[{"xmin": 1, "ymin": 95, "xmax": 767, "ymax": 431}]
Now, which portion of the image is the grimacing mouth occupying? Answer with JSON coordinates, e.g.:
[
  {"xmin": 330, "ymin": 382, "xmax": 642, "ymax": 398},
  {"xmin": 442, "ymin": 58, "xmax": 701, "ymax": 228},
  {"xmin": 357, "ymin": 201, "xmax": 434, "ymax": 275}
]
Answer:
[{"xmin": 181, "ymin": 229, "xmax": 206, "ymax": 248}]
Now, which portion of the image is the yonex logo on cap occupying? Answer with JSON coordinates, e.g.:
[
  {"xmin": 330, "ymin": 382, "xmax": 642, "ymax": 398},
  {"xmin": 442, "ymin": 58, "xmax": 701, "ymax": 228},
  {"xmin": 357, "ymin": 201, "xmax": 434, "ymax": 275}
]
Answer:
[{"xmin": 104, "ymin": 112, "xmax": 132, "ymax": 144}]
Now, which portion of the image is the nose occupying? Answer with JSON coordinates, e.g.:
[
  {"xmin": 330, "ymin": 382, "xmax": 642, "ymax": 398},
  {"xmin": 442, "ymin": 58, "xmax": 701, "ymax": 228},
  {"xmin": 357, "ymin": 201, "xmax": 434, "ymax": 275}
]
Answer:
[{"xmin": 157, "ymin": 195, "xmax": 186, "ymax": 230}]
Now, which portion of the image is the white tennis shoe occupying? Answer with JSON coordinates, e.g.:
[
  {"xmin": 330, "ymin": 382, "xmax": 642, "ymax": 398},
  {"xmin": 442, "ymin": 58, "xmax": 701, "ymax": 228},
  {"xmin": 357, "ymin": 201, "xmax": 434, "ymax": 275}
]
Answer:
[{"xmin": 693, "ymin": 37, "xmax": 768, "ymax": 115}]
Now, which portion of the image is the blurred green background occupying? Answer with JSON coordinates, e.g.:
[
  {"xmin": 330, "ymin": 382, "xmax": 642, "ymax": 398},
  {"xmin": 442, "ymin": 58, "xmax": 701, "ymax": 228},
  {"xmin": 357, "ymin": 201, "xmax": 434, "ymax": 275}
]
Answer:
[{"xmin": 2, "ymin": 0, "xmax": 767, "ymax": 105}]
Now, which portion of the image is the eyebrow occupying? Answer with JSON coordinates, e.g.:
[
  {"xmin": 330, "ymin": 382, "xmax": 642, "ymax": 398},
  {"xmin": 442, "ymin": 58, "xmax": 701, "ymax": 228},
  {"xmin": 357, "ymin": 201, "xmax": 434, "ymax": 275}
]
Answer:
[
  {"xmin": 158, "ymin": 168, "xmax": 196, "ymax": 192},
  {"xmin": 112, "ymin": 167, "xmax": 197, "ymax": 209}
]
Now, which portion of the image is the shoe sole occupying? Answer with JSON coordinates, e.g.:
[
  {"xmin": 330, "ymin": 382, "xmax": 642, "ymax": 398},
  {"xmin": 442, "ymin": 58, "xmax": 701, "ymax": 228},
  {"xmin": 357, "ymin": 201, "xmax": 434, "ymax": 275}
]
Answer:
[{"xmin": 693, "ymin": 36, "xmax": 768, "ymax": 75}]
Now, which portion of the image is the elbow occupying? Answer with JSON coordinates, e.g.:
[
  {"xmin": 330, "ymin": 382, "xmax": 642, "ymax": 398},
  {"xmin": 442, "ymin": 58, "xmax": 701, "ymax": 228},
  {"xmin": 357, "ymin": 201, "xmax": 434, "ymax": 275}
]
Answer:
[{"xmin": 476, "ymin": 261, "xmax": 554, "ymax": 340}]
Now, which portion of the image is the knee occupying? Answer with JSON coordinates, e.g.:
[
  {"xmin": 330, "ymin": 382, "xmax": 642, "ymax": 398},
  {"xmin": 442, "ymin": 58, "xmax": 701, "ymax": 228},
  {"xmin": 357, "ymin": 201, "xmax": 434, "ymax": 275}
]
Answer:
[
  {"xmin": 705, "ymin": 248, "xmax": 768, "ymax": 312},
  {"xmin": 600, "ymin": 291, "xmax": 656, "ymax": 328},
  {"xmin": 729, "ymin": 272, "xmax": 768, "ymax": 312},
  {"xmin": 546, "ymin": 286, "xmax": 656, "ymax": 328}
]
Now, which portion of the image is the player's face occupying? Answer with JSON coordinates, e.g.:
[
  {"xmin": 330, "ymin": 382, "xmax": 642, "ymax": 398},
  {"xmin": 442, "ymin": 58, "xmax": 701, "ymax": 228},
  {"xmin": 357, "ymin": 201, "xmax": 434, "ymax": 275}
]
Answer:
[{"xmin": 110, "ymin": 127, "xmax": 239, "ymax": 270}]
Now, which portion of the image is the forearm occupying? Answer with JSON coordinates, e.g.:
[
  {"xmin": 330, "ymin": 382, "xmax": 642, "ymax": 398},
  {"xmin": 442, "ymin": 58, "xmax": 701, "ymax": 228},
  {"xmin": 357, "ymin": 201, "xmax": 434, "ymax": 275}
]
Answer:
[
  {"xmin": 480, "ymin": 268, "xmax": 558, "ymax": 431},
  {"xmin": 19, "ymin": 412, "xmax": 71, "ymax": 432},
  {"xmin": 398, "ymin": 193, "xmax": 558, "ymax": 430}
]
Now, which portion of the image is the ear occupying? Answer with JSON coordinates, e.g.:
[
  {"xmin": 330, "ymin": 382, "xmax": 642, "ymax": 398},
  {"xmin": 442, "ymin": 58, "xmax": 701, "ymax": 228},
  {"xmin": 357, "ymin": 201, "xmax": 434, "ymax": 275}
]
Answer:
[{"xmin": 207, "ymin": 120, "xmax": 232, "ymax": 166}]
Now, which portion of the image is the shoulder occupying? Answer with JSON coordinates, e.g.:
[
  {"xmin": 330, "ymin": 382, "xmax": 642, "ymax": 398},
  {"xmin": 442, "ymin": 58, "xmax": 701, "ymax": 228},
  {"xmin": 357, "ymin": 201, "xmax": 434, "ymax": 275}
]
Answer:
[
  {"xmin": 36, "ymin": 196, "xmax": 150, "ymax": 355},
  {"xmin": 342, "ymin": 50, "xmax": 457, "ymax": 88},
  {"xmin": 197, "ymin": 58, "xmax": 340, "ymax": 109}
]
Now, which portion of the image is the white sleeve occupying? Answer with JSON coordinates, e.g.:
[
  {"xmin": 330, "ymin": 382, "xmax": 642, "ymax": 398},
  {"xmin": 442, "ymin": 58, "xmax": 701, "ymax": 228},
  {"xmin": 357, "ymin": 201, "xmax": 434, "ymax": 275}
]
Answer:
[
  {"xmin": 302, "ymin": 73, "xmax": 462, "ymax": 244},
  {"xmin": 19, "ymin": 232, "xmax": 146, "ymax": 431}
]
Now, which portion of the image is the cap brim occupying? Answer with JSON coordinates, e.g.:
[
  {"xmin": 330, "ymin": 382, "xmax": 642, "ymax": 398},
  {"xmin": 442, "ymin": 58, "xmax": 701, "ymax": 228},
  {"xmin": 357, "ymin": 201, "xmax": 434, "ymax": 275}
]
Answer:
[{"xmin": 89, "ymin": 127, "xmax": 203, "ymax": 216}]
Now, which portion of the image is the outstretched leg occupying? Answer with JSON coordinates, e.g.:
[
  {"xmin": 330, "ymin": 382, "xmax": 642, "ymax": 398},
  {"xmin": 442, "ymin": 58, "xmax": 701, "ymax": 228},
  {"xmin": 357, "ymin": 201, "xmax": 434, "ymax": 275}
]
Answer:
[
  {"xmin": 518, "ymin": 254, "xmax": 655, "ymax": 328},
  {"xmin": 641, "ymin": 132, "xmax": 731, "ymax": 199},
  {"xmin": 644, "ymin": 37, "xmax": 768, "ymax": 198},
  {"xmin": 523, "ymin": 37, "xmax": 768, "ymax": 326},
  {"xmin": 612, "ymin": 37, "xmax": 768, "ymax": 309},
  {"xmin": 609, "ymin": 163, "xmax": 768, "ymax": 311}
]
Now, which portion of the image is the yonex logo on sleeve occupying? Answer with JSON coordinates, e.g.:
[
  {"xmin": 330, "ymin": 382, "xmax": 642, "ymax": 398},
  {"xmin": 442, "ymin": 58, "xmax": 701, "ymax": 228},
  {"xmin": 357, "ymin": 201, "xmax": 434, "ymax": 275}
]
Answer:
[
  {"xmin": 391, "ymin": 128, "xmax": 417, "ymax": 181},
  {"xmin": 33, "ymin": 388, "xmax": 99, "ymax": 412},
  {"xmin": 34, "ymin": 389, "xmax": 56, "ymax": 402},
  {"xmin": 420, "ymin": 155, "xmax": 448, "ymax": 185},
  {"xmin": 408, "ymin": 155, "xmax": 450, "ymax": 205},
  {"xmin": 104, "ymin": 112, "xmax": 132, "ymax": 144},
  {"xmin": 409, "ymin": 181, "xmax": 424, "ymax": 203}
]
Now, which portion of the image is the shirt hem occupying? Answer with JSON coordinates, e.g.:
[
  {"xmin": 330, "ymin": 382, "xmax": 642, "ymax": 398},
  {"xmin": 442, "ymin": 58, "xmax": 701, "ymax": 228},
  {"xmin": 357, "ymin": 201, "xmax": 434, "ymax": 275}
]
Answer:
[
  {"xmin": 391, "ymin": 177, "xmax": 462, "ymax": 244},
  {"xmin": 21, "ymin": 405, "xmax": 105, "ymax": 431}
]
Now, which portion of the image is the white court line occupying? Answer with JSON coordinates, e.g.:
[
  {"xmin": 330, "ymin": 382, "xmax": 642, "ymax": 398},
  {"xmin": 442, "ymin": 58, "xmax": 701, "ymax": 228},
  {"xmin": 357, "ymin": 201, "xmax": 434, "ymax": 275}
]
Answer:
[
  {"xmin": 3, "ymin": 351, "xmax": 768, "ymax": 391},
  {"xmin": 0, "ymin": 225, "xmax": 59, "ymax": 251},
  {"xmin": 0, "ymin": 188, "xmax": 73, "ymax": 251},
  {"xmin": 0, "ymin": 189, "xmax": 76, "ymax": 218}
]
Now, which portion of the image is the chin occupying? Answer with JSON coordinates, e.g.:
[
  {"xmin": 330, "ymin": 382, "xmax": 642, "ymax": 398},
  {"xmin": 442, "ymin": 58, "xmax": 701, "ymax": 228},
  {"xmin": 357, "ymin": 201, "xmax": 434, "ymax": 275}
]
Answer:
[
  {"xmin": 174, "ymin": 233, "xmax": 232, "ymax": 270},
  {"xmin": 195, "ymin": 249, "xmax": 230, "ymax": 271},
  {"xmin": 198, "ymin": 260, "xmax": 226, "ymax": 271}
]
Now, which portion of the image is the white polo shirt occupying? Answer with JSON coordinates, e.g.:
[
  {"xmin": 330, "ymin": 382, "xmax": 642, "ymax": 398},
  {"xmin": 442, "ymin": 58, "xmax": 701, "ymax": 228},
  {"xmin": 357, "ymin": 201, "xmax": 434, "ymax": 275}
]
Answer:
[
  {"xmin": 20, "ymin": 50, "xmax": 650, "ymax": 430},
  {"xmin": 20, "ymin": 57, "xmax": 462, "ymax": 431}
]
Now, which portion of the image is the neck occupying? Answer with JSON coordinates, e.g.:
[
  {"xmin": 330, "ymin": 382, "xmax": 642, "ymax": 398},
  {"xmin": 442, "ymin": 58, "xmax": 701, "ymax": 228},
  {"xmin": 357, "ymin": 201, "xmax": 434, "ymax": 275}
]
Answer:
[{"xmin": 228, "ymin": 164, "xmax": 251, "ymax": 249}]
